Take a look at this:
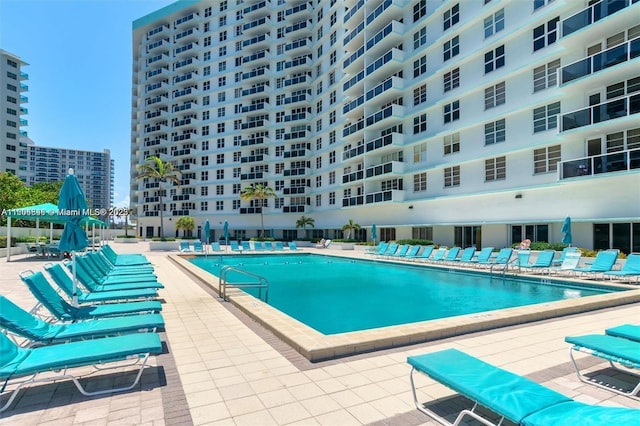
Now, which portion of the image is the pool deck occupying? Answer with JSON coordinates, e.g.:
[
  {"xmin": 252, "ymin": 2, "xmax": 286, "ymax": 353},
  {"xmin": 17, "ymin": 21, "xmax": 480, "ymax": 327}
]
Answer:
[{"xmin": 1, "ymin": 242, "xmax": 639, "ymax": 425}]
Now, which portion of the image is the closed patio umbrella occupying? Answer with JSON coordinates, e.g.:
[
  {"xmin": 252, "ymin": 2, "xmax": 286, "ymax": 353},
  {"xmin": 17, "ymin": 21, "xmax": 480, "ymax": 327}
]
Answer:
[
  {"xmin": 58, "ymin": 169, "xmax": 88, "ymax": 305},
  {"xmin": 371, "ymin": 224, "xmax": 377, "ymax": 244},
  {"xmin": 203, "ymin": 220, "xmax": 210, "ymax": 255},
  {"xmin": 223, "ymin": 220, "xmax": 229, "ymax": 252},
  {"xmin": 561, "ymin": 216, "xmax": 573, "ymax": 246}
]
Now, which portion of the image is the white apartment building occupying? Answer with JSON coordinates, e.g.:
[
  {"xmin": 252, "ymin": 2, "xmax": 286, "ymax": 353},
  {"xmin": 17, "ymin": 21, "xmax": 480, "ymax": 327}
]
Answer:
[
  {"xmin": 0, "ymin": 50, "xmax": 29, "ymax": 180},
  {"xmin": 131, "ymin": 0, "xmax": 640, "ymax": 252}
]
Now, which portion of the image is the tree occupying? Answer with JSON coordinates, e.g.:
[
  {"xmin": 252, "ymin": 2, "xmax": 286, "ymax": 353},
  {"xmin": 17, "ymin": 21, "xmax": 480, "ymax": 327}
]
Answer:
[
  {"xmin": 136, "ymin": 156, "xmax": 181, "ymax": 238},
  {"xmin": 342, "ymin": 219, "xmax": 361, "ymax": 240},
  {"xmin": 0, "ymin": 172, "xmax": 24, "ymax": 225},
  {"xmin": 175, "ymin": 216, "xmax": 195, "ymax": 237},
  {"xmin": 295, "ymin": 215, "xmax": 315, "ymax": 239},
  {"xmin": 240, "ymin": 183, "xmax": 276, "ymax": 237}
]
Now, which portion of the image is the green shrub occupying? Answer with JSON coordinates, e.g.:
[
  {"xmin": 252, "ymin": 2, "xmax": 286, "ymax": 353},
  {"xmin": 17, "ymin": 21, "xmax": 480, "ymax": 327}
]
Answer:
[
  {"xmin": 0, "ymin": 236, "xmax": 17, "ymax": 248},
  {"xmin": 251, "ymin": 237, "xmax": 275, "ymax": 242},
  {"xmin": 396, "ymin": 239, "xmax": 435, "ymax": 247},
  {"xmin": 16, "ymin": 236, "xmax": 48, "ymax": 243},
  {"xmin": 152, "ymin": 237, "xmax": 176, "ymax": 241},
  {"xmin": 116, "ymin": 235, "xmax": 137, "ymax": 239},
  {"xmin": 332, "ymin": 238, "xmax": 359, "ymax": 243}
]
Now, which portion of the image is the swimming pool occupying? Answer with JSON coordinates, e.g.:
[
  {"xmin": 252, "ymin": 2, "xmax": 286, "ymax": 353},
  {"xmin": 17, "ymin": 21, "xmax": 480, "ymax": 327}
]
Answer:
[{"xmin": 189, "ymin": 253, "xmax": 621, "ymax": 335}]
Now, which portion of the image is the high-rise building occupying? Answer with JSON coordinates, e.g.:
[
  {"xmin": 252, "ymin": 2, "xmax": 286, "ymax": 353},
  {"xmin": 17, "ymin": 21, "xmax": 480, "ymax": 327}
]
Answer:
[
  {"xmin": 1, "ymin": 49, "xmax": 114, "ymax": 213},
  {"xmin": 0, "ymin": 49, "xmax": 29, "ymax": 180},
  {"xmin": 131, "ymin": 0, "xmax": 640, "ymax": 252},
  {"xmin": 23, "ymin": 143, "xmax": 114, "ymax": 212}
]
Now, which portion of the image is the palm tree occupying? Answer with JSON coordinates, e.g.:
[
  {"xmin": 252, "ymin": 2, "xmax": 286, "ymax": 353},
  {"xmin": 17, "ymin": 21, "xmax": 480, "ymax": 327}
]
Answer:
[
  {"xmin": 295, "ymin": 215, "xmax": 315, "ymax": 239},
  {"xmin": 136, "ymin": 156, "xmax": 181, "ymax": 238},
  {"xmin": 342, "ymin": 219, "xmax": 361, "ymax": 240},
  {"xmin": 240, "ymin": 183, "xmax": 276, "ymax": 237},
  {"xmin": 175, "ymin": 216, "xmax": 195, "ymax": 238}
]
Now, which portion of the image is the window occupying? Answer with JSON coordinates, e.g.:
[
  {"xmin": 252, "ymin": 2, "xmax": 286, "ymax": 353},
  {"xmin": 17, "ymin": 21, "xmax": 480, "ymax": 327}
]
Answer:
[
  {"xmin": 218, "ymin": 92, "xmax": 226, "ymax": 102},
  {"xmin": 533, "ymin": 102, "xmax": 560, "ymax": 133},
  {"xmin": 533, "ymin": 0, "xmax": 555, "ymax": 10},
  {"xmin": 484, "ymin": 8, "xmax": 504, "ymax": 38},
  {"xmin": 217, "ymin": 122, "xmax": 225, "ymax": 133},
  {"xmin": 484, "ymin": 45, "xmax": 505, "ymax": 73},
  {"xmin": 413, "ymin": 143, "xmax": 427, "ymax": 163},
  {"xmin": 232, "ymin": 200, "xmax": 240, "ymax": 210},
  {"xmin": 329, "ymin": 111, "xmax": 336, "ymax": 124},
  {"xmin": 443, "ymin": 68, "xmax": 460, "ymax": 92},
  {"xmin": 330, "ymin": 51, "xmax": 336, "ymax": 65},
  {"xmin": 444, "ymin": 100, "xmax": 460, "ymax": 123},
  {"xmin": 484, "ymin": 82, "xmax": 506, "ymax": 109},
  {"xmin": 201, "ymin": 156, "xmax": 209, "ymax": 166},
  {"xmin": 216, "ymin": 185, "xmax": 224, "ymax": 195},
  {"xmin": 485, "ymin": 156, "xmax": 506, "ymax": 181},
  {"xmin": 315, "ymin": 194, "xmax": 322, "ymax": 207},
  {"xmin": 533, "ymin": 59, "xmax": 560, "ymax": 92},
  {"xmin": 218, "ymin": 76, "xmax": 226, "ymax": 87},
  {"xmin": 216, "ymin": 153, "xmax": 224, "ymax": 164},
  {"xmin": 216, "ymin": 170, "xmax": 225, "ymax": 179},
  {"xmin": 201, "ymin": 201, "xmax": 208, "ymax": 211},
  {"xmin": 201, "ymin": 186, "xmax": 208, "ymax": 196},
  {"xmin": 443, "ymin": 36, "xmax": 459, "ymax": 61},
  {"xmin": 413, "ymin": 55, "xmax": 427, "ymax": 78},
  {"xmin": 444, "ymin": 166, "xmax": 460, "ymax": 187},
  {"xmin": 329, "ymin": 192, "xmax": 335, "ymax": 205},
  {"xmin": 413, "ymin": 26, "xmax": 427, "ymax": 49},
  {"xmin": 217, "ymin": 107, "xmax": 225, "ymax": 117},
  {"xmin": 533, "ymin": 17, "xmax": 559, "ymax": 51},
  {"xmin": 216, "ymin": 201, "xmax": 224, "ymax": 211},
  {"xmin": 443, "ymin": 4, "xmax": 459, "ymax": 30},
  {"xmin": 485, "ymin": 119, "xmax": 506, "ymax": 145},
  {"xmin": 413, "ymin": 172, "xmax": 427, "ymax": 192},
  {"xmin": 413, "ymin": 113, "xmax": 427, "ymax": 134},
  {"xmin": 533, "ymin": 145, "xmax": 561, "ymax": 173},
  {"xmin": 444, "ymin": 133, "xmax": 460, "ymax": 155},
  {"xmin": 413, "ymin": 84, "xmax": 427, "ymax": 106},
  {"xmin": 413, "ymin": 0, "xmax": 426, "ymax": 22}
]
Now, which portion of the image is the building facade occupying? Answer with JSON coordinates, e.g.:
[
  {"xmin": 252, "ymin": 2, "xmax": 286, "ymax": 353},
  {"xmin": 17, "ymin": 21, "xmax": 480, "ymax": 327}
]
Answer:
[
  {"xmin": 0, "ymin": 49, "xmax": 29, "ymax": 180},
  {"xmin": 23, "ymin": 142, "xmax": 114, "ymax": 212},
  {"xmin": 131, "ymin": 0, "xmax": 640, "ymax": 252},
  {"xmin": 1, "ymin": 49, "xmax": 114, "ymax": 213}
]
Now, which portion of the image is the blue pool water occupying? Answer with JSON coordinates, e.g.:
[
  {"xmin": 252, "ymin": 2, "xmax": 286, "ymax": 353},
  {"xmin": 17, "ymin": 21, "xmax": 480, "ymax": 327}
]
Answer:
[{"xmin": 189, "ymin": 254, "xmax": 622, "ymax": 335}]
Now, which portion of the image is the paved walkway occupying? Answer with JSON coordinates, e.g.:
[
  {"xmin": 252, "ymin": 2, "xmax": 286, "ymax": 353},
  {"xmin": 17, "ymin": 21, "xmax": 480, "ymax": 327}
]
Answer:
[{"xmin": 1, "ymin": 243, "xmax": 639, "ymax": 425}]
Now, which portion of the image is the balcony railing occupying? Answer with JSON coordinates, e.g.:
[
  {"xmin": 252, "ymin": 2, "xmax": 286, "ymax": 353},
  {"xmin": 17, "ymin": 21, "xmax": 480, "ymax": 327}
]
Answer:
[
  {"xmin": 342, "ymin": 196, "xmax": 364, "ymax": 207},
  {"xmin": 561, "ymin": 0, "xmax": 635, "ymax": 38},
  {"xmin": 560, "ymin": 36, "xmax": 640, "ymax": 84},
  {"xmin": 561, "ymin": 93, "xmax": 640, "ymax": 132},
  {"xmin": 560, "ymin": 148, "xmax": 640, "ymax": 179}
]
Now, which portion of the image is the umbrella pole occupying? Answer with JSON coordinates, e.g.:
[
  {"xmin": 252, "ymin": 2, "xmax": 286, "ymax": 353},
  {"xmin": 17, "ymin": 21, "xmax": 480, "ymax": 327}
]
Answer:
[{"xmin": 72, "ymin": 250, "xmax": 78, "ymax": 306}]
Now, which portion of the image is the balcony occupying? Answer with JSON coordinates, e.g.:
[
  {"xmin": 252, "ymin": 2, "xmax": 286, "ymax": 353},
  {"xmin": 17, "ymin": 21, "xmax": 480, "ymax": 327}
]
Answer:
[
  {"xmin": 343, "ymin": 95, "xmax": 365, "ymax": 118},
  {"xmin": 560, "ymin": 148, "xmax": 640, "ymax": 179},
  {"xmin": 343, "ymin": 45, "xmax": 365, "ymax": 74},
  {"xmin": 283, "ymin": 186, "xmax": 307, "ymax": 195},
  {"xmin": 365, "ymin": 189, "xmax": 404, "ymax": 204},
  {"xmin": 283, "ymin": 205, "xmax": 306, "ymax": 213},
  {"xmin": 343, "ymin": 70, "xmax": 365, "ymax": 95},
  {"xmin": 174, "ymin": 27, "xmax": 200, "ymax": 43},
  {"xmin": 342, "ymin": 195, "xmax": 365, "ymax": 207},
  {"xmin": 284, "ymin": 37, "xmax": 312, "ymax": 55},
  {"xmin": 146, "ymin": 38, "xmax": 169, "ymax": 54},
  {"xmin": 285, "ymin": 2, "xmax": 311, "ymax": 21},
  {"xmin": 560, "ymin": 93, "xmax": 640, "ymax": 132},
  {"xmin": 366, "ymin": 48, "xmax": 404, "ymax": 80},
  {"xmin": 283, "ymin": 55, "xmax": 311, "ymax": 72},
  {"xmin": 365, "ymin": 104, "xmax": 404, "ymax": 130},
  {"xmin": 174, "ymin": 42, "xmax": 198, "ymax": 57},
  {"xmin": 343, "ymin": 118, "xmax": 365, "ymax": 138},
  {"xmin": 342, "ymin": 144, "xmax": 365, "ymax": 162},
  {"xmin": 241, "ymin": 84, "xmax": 268, "ymax": 98},
  {"xmin": 173, "ymin": 56, "xmax": 199, "ymax": 72},
  {"xmin": 285, "ymin": 20, "xmax": 311, "ymax": 37},
  {"xmin": 146, "ymin": 52, "xmax": 170, "ymax": 67},
  {"xmin": 241, "ymin": 137, "xmax": 265, "ymax": 147},
  {"xmin": 283, "ymin": 148, "xmax": 308, "ymax": 158},
  {"xmin": 242, "ymin": 50, "xmax": 271, "ymax": 66},
  {"xmin": 284, "ymin": 129, "xmax": 309, "ymax": 140},
  {"xmin": 242, "ymin": 66, "xmax": 268, "ymax": 82},
  {"xmin": 365, "ymin": 161, "xmax": 404, "ymax": 179},
  {"xmin": 365, "ymin": 21, "xmax": 404, "ymax": 58},
  {"xmin": 366, "ymin": 132, "xmax": 404, "ymax": 154},
  {"xmin": 241, "ymin": 102, "xmax": 267, "ymax": 113},
  {"xmin": 243, "ymin": 0, "xmax": 269, "ymax": 19},
  {"xmin": 242, "ymin": 33, "xmax": 269, "ymax": 51},
  {"xmin": 240, "ymin": 172, "xmax": 264, "ymax": 180},
  {"xmin": 283, "ymin": 167, "xmax": 309, "ymax": 177},
  {"xmin": 284, "ymin": 74, "xmax": 309, "ymax": 88},
  {"xmin": 342, "ymin": 169, "xmax": 364, "ymax": 184},
  {"xmin": 344, "ymin": 0, "xmax": 365, "ymax": 25},
  {"xmin": 283, "ymin": 111, "xmax": 308, "ymax": 122},
  {"xmin": 146, "ymin": 66, "xmax": 171, "ymax": 81},
  {"xmin": 241, "ymin": 119, "xmax": 266, "ymax": 130},
  {"xmin": 241, "ymin": 154, "xmax": 265, "ymax": 164},
  {"xmin": 561, "ymin": 0, "xmax": 636, "ymax": 38},
  {"xmin": 147, "ymin": 24, "xmax": 169, "ymax": 40},
  {"xmin": 560, "ymin": 37, "xmax": 640, "ymax": 85},
  {"xmin": 243, "ymin": 16, "xmax": 270, "ymax": 35},
  {"xmin": 173, "ymin": 71, "xmax": 196, "ymax": 86}
]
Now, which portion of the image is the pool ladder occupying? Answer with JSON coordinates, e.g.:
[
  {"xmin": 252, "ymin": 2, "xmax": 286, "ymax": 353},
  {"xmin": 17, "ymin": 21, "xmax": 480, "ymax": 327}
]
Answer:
[{"xmin": 218, "ymin": 265, "xmax": 269, "ymax": 303}]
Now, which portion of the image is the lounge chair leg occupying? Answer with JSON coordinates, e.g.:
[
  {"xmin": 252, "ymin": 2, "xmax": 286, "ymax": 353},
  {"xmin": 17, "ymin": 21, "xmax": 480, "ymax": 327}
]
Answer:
[{"xmin": 568, "ymin": 347, "xmax": 640, "ymax": 398}]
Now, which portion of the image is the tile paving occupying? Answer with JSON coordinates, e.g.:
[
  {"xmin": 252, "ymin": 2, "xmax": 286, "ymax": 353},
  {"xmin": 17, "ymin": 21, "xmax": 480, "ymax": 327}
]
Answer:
[{"xmin": 1, "ymin": 242, "xmax": 639, "ymax": 425}]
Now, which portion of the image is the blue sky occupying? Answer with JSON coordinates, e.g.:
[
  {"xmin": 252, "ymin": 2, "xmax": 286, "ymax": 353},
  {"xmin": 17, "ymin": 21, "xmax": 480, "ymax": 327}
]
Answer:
[{"xmin": 1, "ymin": 0, "xmax": 177, "ymax": 207}]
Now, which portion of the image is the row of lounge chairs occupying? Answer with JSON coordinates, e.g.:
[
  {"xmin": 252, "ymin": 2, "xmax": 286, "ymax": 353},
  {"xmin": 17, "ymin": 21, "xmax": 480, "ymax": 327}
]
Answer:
[
  {"xmin": 367, "ymin": 242, "xmax": 639, "ymax": 281},
  {"xmin": 179, "ymin": 240, "xmax": 300, "ymax": 253},
  {"xmin": 408, "ymin": 324, "xmax": 640, "ymax": 425},
  {"xmin": 0, "ymin": 244, "xmax": 165, "ymax": 413}
]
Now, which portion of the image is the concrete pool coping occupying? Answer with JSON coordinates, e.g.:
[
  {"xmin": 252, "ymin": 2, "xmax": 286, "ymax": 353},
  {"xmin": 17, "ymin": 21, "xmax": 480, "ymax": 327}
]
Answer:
[{"xmin": 169, "ymin": 253, "xmax": 640, "ymax": 362}]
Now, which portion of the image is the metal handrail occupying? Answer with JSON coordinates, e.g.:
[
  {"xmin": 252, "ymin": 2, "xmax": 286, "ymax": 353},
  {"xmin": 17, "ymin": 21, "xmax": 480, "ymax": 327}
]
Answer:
[{"xmin": 218, "ymin": 265, "xmax": 269, "ymax": 302}]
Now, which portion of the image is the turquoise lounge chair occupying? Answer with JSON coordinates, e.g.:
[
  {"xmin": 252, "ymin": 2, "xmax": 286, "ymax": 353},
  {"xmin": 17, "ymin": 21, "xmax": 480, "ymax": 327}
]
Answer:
[
  {"xmin": 408, "ymin": 348, "xmax": 640, "ymax": 426},
  {"xmin": 253, "ymin": 241, "xmax": 265, "ymax": 251},
  {"xmin": 468, "ymin": 247, "xmax": 494, "ymax": 265},
  {"xmin": 403, "ymin": 245, "xmax": 421, "ymax": 259},
  {"xmin": 0, "ymin": 295, "xmax": 164, "ymax": 345},
  {"xmin": 0, "ymin": 331, "xmax": 162, "ymax": 413},
  {"xmin": 264, "ymin": 241, "xmax": 274, "ymax": 250},
  {"xmin": 566, "ymin": 333, "xmax": 640, "ymax": 397},
  {"xmin": 210, "ymin": 242, "xmax": 223, "ymax": 252},
  {"xmin": 45, "ymin": 263, "xmax": 158, "ymax": 303},
  {"xmin": 87, "ymin": 252, "xmax": 155, "ymax": 276},
  {"xmin": 179, "ymin": 241, "xmax": 192, "ymax": 252},
  {"xmin": 193, "ymin": 241, "xmax": 204, "ymax": 253},
  {"xmin": 606, "ymin": 324, "xmax": 640, "ymax": 342},
  {"xmin": 548, "ymin": 251, "xmax": 582, "ymax": 274},
  {"xmin": 20, "ymin": 271, "xmax": 162, "ymax": 322},
  {"xmin": 410, "ymin": 245, "xmax": 435, "ymax": 261},
  {"xmin": 552, "ymin": 246, "xmax": 579, "ymax": 266},
  {"xmin": 366, "ymin": 242, "xmax": 388, "ymax": 255},
  {"xmin": 433, "ymin": 247, "xmax": 460, "ymax": 264},
  {"xmin": 274, "ymin": 241, "xmax": 284, "ymax": 251},
  {"xmin": 101, "ymin": 244, "xmax": 150, "ymax": 266},
  {"xmin": 379, "ymin": 243, "xmax": 398, "ymax": 258},
  {"xmin": 519, "ymin": 250, "xmax": 556, "ymax": 273},
  {"xmin": 241, "ymin": 241, "xmax": 252, "ymax": 251},
  {"xmin": 604, "ymin": 253, "xmax": 640, "ymax": 282},
  {"xmin": 230, "ymin": 240, "xmax": 241, "ymax": 252},
  {"xmin": 424, "ymin": 247, "xmax": 447, "ymax": 262},
  {"xmin": 477, "ymin": 247, "xmax": 513, "ymax": 268},
  {"xmin": 389, "ymin": 244, "xmax": 410, "ymax": 258},
  {"xmin": 450, "ymin": 246, "xmax": 476, "ymax": 264},
  {"xmin": 288, "ymin": 242, "xmax": 298, "ymax": 250},
  {"xmin": 573, "ymin": 249, "xmax": 619, "ymax": 277},
  {"xmin": 71, "ymin": 257, "xmax": 162, "ymax": 288}
]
